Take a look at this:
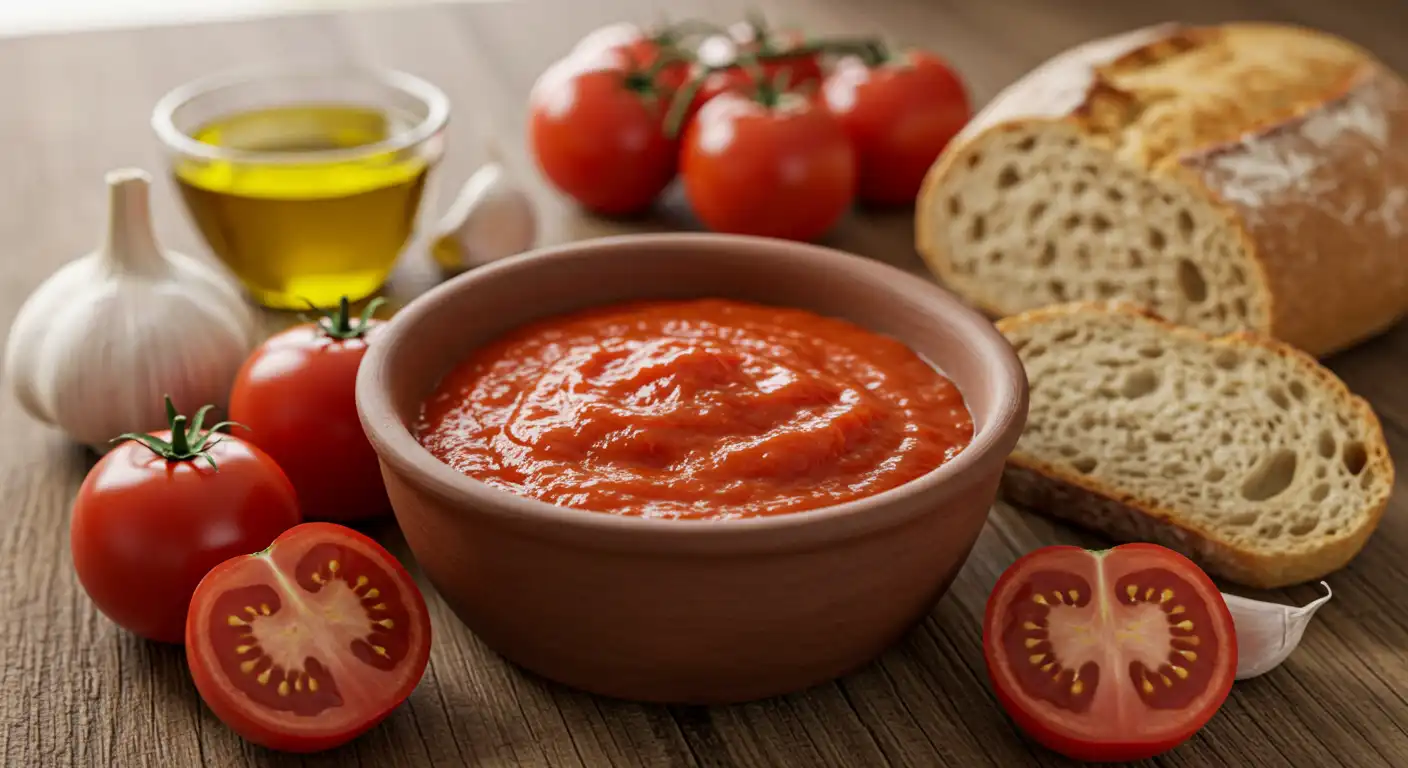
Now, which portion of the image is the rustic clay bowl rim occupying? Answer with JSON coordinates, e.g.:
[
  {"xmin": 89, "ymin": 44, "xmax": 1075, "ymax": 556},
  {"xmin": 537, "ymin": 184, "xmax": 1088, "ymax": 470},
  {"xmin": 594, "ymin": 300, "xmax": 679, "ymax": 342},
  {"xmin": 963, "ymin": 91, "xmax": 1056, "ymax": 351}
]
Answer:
[{"xmin": 357, "ymin": 233, "xmax": 1027, "ymax": 546}]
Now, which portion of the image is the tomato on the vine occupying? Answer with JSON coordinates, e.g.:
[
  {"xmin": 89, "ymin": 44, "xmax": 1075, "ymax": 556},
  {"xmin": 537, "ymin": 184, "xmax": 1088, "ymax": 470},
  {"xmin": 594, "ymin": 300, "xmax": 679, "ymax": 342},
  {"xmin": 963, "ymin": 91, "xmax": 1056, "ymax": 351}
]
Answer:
[
  {"xmin": 689, "ymin": 22, "xmax": 825, "ymax": 120},
  {"xmin": 529, "ymin": 47, "xmax": 678, "ymax": 216},
  {"xmin": 731, "ymin": 22, "xmax": 825, "ymax": 86},
  {"xmin": 186, "ymin": 522, "xmax": 431, "ymax": 752},
  {"xmin": 984, "ymin": 544, "xmax": 1236, "ymax": 762},
  {"xmin": 229, "ymin": 297, "xmax": 388, "ymax": 523},
  {"xmin": 70, "ymin": 398, "xmax": 301, "ymax": 644},
  {"xmin": 573, "ymin": 22, "xmax": 692, "ymax": 93},
  {"xmin": 682, "ymin": 84, "xmax": 855, "ymax": 242},
  {"xmin": 822, "ymin": 49, "xmax": 971, "ymax": 205}
]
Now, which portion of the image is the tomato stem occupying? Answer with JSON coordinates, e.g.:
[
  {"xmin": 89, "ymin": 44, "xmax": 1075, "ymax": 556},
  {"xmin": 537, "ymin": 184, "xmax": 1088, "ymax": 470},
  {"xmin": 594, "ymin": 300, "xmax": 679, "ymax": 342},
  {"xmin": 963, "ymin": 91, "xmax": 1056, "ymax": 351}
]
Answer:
[
  {"xmin": 112, "ymin": 395, "xmax": 244, "ymax": 471},
  {"xmin": 736, "ymin": 50, "xmax": 772, "ymax": 105},
  {"xmin": 859, "ymin": 40, "xmax": 894, "ymax": 67},
  {"xmin": 663, "ymin": 72, "xmax": 704, "ymax": 139},
  {"xmin": 660, "ymin": 27, "xmax": 884, "ymax": 139},
  {"xmin": 620, "ymin": 48, "xmax": 692, "ymax": 114},
  {"xmin": 649, "ymin": 47, "xmax": 694, "ymax": 74},
  {"xmin": 169, "ymin": 415, "xmax": 192, "ymax": 455},
  {"xmin": 783, "ymin": 38, "xmax": 886, "ymax": 61},
  {"xmin": 749, "ymin": 63, "xmax": 792, "ymax": 109},
  {"xmin": 301, "ymin": 295, "xmax": 385, "ymax": 341}
]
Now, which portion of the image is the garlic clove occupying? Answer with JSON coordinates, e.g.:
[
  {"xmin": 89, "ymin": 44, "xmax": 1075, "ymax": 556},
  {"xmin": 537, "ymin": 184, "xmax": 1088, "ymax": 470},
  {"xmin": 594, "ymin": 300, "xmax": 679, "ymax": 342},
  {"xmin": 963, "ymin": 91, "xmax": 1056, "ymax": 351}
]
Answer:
[
  {"xmin": 1223, "ymin": 582, "xmax": 1332, "ymax": 680},
  {"xmin": 3, "ymin": 168, "xmax": 255, "ymax": 452},
  {"xmin": 102, "ymin": 167, "xmax": 169, "ymax": 275},
  {"xmin": 430, "ymin": 147, "xmax": 536, "ymax": 274}
]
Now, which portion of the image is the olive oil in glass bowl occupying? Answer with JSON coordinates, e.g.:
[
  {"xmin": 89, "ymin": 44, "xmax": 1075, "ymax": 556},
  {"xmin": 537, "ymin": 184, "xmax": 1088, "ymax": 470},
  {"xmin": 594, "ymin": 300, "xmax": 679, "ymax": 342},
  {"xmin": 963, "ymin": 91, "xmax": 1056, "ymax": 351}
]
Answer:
[{"xmin": 153, "ymin": 69, "xmax": 449, "ymax": 309}]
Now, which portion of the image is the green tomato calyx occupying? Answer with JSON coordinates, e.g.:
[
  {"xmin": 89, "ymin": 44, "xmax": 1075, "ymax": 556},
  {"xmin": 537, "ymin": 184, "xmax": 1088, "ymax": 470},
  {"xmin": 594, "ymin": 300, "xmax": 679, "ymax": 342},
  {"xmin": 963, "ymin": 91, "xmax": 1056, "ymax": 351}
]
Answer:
[
  {"xmin": 112, "ymin": 396, "xmax": 243, "ymax": 471},
  {"xmin": 302, "ymin": 295, "xmax": 386, "ymax": 341}
]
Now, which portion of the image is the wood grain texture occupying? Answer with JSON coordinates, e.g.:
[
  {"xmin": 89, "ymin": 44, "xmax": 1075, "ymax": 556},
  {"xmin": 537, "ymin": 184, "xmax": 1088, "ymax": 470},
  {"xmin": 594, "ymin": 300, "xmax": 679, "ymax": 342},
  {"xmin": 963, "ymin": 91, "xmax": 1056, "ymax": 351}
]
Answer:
[{"xmin": 1, "ymin": 0, "xmax": 1406, "ymax": 766}]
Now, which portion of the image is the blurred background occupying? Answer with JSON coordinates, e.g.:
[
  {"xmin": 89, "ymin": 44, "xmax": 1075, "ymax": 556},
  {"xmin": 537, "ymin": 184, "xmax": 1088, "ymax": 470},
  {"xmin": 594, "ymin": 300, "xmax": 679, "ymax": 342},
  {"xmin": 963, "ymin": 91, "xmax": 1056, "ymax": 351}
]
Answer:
[{"xmin": 0, "ymin": 0, "xmax": 450, "ymax": 37}]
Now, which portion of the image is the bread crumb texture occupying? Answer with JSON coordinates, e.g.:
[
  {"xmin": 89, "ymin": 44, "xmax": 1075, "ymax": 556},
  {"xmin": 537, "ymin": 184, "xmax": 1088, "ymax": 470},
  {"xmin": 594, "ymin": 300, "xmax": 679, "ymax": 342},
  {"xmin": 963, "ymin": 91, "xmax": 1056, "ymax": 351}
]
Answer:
[
  {"xmin": 920, "ymin": 22, "xmax": 1408, "ymax": 356},
  {"xmin": 998, "ymin": 303, "xmax": 1393, "ymax": 587},
  {"xmin": 933, "ymin": 123, "xmax": 1265, "ymax": 336}
]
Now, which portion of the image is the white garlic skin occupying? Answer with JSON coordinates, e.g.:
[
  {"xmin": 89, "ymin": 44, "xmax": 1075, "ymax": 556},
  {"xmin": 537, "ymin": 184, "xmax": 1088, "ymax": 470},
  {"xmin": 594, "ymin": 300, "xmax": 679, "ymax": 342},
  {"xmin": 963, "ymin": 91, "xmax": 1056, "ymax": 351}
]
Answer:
[
  {"xmin": 430, "ymin": 158, "xmax": 537, "ymax": 274},
  {"xmin": 1223, "ymin": 582, "xmax": 1332, "ymax": 680},
  {"xmin": 4, "ymin": 169, "xmax": 255, "ymax": 451}
]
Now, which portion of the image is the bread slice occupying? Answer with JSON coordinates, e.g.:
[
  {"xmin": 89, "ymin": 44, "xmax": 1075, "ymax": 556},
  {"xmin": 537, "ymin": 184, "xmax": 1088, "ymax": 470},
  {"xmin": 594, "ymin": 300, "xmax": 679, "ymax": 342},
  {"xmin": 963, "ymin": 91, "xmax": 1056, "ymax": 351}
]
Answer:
[
  {"xmin": 997, "ymin": 302, "xmax": 1394, "ymax": 588},
  {"xmin": 917, "ymin": 22, "xmax": 1408, "ymax": 357}
]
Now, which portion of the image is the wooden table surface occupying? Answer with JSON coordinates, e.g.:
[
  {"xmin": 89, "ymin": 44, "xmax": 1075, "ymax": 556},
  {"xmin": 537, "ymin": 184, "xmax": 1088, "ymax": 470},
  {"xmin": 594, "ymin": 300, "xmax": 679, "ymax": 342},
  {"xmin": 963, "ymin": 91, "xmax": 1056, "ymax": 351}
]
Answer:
[{"xmin": 4, "ymin": 1, "xmax": 1407, "ymax": 766}]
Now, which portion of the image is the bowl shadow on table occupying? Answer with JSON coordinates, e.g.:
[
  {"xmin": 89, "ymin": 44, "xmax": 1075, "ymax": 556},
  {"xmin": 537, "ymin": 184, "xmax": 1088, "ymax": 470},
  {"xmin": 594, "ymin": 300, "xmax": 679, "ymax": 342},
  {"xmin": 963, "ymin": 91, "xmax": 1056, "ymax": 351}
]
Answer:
[
  {"xmin": 379, "ymin": 510, "xmax": 1054, "ymax": 768},
  {"xmin": 247, "ymin": 523, "xmax": 1028, "ymax": 767},
  {"xmin": 392, "ymin": 562, "xmax": 1082, "ymax": 768},
  {"xmin": 399, "ymin": 599, "xmax": 1029, "ymax": 768},
  {"xmin": 107, "ymin": 557, "xmax": 996, "ymax": 768}
]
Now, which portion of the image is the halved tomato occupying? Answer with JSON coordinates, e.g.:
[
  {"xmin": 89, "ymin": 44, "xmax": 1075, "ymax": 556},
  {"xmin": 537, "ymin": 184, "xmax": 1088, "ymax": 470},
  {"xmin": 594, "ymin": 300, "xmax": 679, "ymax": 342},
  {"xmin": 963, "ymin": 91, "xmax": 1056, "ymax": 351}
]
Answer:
[
  {"xmin": 983, "ymin": 544, "xmax": 1236, "ymax": 762},
  {"xmin": 186, "ymin": 523, "xmax": 431, "ymax": 753}
]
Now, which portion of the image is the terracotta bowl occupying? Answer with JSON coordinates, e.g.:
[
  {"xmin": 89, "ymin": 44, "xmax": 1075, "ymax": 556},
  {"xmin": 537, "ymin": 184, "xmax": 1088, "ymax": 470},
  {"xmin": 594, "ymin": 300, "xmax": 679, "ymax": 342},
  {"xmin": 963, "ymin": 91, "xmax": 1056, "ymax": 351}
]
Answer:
[{"xmin": 356, "ymin": 233, "xmax": 1028, "ymax": 704}]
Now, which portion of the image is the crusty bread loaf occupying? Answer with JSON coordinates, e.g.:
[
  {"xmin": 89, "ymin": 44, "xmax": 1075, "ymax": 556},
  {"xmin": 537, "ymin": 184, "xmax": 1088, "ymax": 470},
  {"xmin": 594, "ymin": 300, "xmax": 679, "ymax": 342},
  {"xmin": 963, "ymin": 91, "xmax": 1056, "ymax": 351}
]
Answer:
[
  {"xmin": 917, "ymin": 23, "xmax": 1408, "ymax": 357},
  {"xmin": 997, "ymin": 302, "xmax": 1394, "ymax": 589}
]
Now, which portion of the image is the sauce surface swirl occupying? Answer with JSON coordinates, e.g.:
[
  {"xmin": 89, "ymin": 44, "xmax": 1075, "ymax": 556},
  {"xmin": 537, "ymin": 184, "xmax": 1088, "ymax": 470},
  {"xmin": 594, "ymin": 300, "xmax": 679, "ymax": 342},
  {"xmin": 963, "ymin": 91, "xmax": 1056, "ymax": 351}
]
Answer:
[{"xmin": 416, "ymin": 299, "xmax": 973, "ymax": 519}]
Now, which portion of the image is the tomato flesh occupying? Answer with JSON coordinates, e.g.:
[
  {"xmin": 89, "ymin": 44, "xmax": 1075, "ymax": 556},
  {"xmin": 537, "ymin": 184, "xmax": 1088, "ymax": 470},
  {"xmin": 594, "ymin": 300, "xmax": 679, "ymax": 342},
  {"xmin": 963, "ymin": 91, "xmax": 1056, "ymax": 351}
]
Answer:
[
  {"xmin": 187, "ymin": 523, "xmax": 430, "ymax": 753},
  {"xmin": 984, "ymin": 544, "xmax": 1235, "ymax": 762}
]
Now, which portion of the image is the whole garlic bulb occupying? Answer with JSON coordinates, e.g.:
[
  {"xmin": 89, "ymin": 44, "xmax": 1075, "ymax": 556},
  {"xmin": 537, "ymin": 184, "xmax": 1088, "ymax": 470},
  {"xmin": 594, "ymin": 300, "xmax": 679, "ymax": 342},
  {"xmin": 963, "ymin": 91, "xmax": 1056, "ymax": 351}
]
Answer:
[
  {"xmin": 4, "ymin": 168, "xmax": 256, "ymax": 451},
  {"xmin": 429, "ymin": 145, "xmax": 536, "ymax": 274}
]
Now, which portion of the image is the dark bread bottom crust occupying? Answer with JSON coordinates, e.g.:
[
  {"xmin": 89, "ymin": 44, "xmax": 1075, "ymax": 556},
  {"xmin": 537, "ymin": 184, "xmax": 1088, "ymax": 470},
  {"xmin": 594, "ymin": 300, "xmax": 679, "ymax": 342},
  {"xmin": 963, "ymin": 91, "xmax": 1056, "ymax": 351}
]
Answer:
[{"xmin": 1001, "ymin": 463, "xmax": 1307, "ymax": 589}]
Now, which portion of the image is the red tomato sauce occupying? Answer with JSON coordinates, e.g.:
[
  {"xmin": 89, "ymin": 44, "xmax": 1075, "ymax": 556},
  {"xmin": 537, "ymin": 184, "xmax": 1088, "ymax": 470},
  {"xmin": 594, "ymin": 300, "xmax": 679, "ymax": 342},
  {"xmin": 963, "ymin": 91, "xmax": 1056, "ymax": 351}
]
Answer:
[{"xmin": 416, "ymin": 299, "xmax": 973, "ymax": 519}]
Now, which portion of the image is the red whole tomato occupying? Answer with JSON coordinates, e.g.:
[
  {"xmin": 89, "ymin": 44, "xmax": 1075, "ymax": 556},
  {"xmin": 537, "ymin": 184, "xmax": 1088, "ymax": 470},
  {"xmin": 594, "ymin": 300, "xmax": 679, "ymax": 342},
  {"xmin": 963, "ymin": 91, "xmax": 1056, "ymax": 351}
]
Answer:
[
  {"xmin": 984, "ymin": 544, "xmax": 1236, "ymax": 762},
  {"xmin": 186, "ymin": 522, "xmax": 431, "ymax": 752},
  {"xmin": 529, "ymin": 47, "xmax": 678, "ymax": 215},
  {"xmin": 822, "ymin": 49, "xmax": 971, "ymax": 205},
  {"xmin": 70, "ymin": 398, "xmax": 301, "ymax": 644},
  {"xmin": 229, "ymin": 296, "xmax": 387, "ymax": 522},
  {"xmin": 682, "ymin": 86, "xmax": 856, "ymax": 242}
]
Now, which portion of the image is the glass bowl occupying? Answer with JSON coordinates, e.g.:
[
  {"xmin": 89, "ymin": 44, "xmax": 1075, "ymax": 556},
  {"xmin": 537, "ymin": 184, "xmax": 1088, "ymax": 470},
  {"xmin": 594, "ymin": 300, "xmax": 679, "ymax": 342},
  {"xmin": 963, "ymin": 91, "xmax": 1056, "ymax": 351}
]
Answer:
[{"xmin": 153, "ymin": 68, "xmax": 449, "ymax": 309}]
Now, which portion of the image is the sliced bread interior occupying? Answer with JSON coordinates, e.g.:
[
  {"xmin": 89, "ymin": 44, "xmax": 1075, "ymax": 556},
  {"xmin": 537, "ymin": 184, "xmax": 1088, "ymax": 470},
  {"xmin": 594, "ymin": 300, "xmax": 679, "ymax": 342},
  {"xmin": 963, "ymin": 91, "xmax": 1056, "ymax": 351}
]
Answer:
[
  {"xmin": 997, "ymin": 302, "xmax": 1394, "ymax": 588},
  {"xmin": 922, "ymin": 119, "xmax": 1266, "ymax": 335}
]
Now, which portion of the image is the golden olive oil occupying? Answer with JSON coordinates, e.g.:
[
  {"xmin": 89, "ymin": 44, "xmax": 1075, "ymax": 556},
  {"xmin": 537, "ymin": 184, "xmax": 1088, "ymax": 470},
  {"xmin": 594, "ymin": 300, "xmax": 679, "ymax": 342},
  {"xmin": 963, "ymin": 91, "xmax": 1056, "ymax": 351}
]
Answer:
[{"xmin": 174, "ymin": 105, "xmax": 431, "ymax": 309}]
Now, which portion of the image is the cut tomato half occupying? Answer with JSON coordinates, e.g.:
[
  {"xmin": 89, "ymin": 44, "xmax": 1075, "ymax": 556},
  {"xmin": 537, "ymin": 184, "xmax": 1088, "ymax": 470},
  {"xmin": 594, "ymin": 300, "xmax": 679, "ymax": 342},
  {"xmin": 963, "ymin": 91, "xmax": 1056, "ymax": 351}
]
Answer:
[
  {"xmin": 983, "ymin": 544, "xmax": 1236, "ymax": 762},
  {"xmin": 186, "ymin": 523, "xmax": 431, "ymax": 753}
]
